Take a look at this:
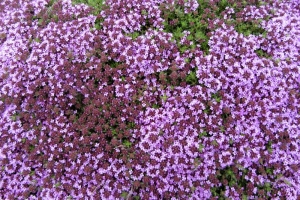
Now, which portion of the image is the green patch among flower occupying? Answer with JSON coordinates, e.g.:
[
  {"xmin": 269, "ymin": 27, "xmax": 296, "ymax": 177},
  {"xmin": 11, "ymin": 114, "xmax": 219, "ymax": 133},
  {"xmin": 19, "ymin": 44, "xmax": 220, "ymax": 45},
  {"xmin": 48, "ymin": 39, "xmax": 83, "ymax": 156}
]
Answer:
[
  {"xmin": 10, "ymin": 113, "xmax": 19, "ymax": 121},
  {"xmin": 30, "ymin": 170, "xmax": 35, "ymax": 176},
  {"xmin": 210, "ymin": 166, "xmax": 254, "ymax": 198},
  {"xmin": 29, "ymin": 144, "xmax": 35, "ymax": 152},
  {"xmin": 235, "ymin": 21, "xmax": 267, "ymax": 36},
  {"xmin": 185, "ymin": 70, "xmax": 198, "ymax": 86},
  {"xmin": 198, "ymin": 144, "xmax": 204, "ymax": 152},
  {"xmin": 54, "ymin": 182, "xmax": 61, "ymax": 188},
  {"xmin": 211, "ymin": 92, "xmax": 222, "ymax": 103},
  {"xmin": 266, "ymin": 141, "xmax": 273, "ymax": 153},
  {"xmin": 152, "ymin": 104, "xmax": 161, "ymax": 109},
  {"xmin": 161, "ymin": 94, "xmax": 168, "ymax": 102},
  {"xmin": 122, "ymin": 139, "xmax": 132, "ymax": 148},
  {"xmin": 126, "ymin": 31, "xmax": 142, "ymax": 40},
  {"xmin": 161, "ymin": 2, "xmax": 211, "ymax": 54},
  {"xmin": 121, "ymin": 191, "xmax": 129, "ymax": 199},
  {"xmin": 198, "ymin": 131, "xmax": 210, "ymax": 138},
  {"xmin": 72, "ymin": 0, "xmax": 104, "ymax": 15}
]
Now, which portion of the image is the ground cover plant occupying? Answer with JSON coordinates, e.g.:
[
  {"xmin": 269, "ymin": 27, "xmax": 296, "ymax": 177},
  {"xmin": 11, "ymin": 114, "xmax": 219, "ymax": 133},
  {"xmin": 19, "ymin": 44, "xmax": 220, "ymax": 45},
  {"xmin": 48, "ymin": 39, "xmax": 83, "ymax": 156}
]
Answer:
[{"xmin": 0, "ymin": 0, "xmax": 299, "ymax": 199}]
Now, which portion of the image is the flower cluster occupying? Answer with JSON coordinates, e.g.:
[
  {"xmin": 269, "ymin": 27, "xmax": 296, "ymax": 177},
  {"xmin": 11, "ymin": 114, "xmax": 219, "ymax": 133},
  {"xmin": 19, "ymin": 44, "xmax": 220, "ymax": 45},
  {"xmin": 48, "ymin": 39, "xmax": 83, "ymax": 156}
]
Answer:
[{"xmin": 0, "ymin": 0, "xmax": 299, "ymax": 199}]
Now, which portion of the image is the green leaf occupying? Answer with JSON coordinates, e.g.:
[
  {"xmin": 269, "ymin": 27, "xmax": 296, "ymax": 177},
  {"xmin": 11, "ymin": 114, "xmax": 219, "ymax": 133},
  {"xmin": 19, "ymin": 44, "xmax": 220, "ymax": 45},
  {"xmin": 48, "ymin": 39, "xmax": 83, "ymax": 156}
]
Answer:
[
  {"xmin": 266, "ymin": 168, "xmax": 273, "ymax": 175},
  {"xmin": 187, "ymin": 34, "xmax": 194, "ymax": 41},
  {"xmin": 54, "ymin": 182, "xmax": 61, "ymax": 188},
  {"xmin": 111, "ymin": 129, "xmax": 117, "ymax": 136},
  {"xmin": 211, "ymin": 92, "xmax": 222, "ymax": 102},
  {"xmin": 152, "ymin": 104, "xmax": 160, "ymax": 109},
  {"xmin": 198, "ymin": 131, "xmax": 208, "ymax": 138},
  {"xmin": 258, "ymin": 1, "xmax": 268, "ymax": 6},
  {"xmin": 204, "ymin": 107, "xmax": 210, "ymax": 114},
  {"xmin": 195, "ymin": 31, "xmax": 207, "ymax": 40},
  {"xmin": 235, "ymin": 22, "xmax": 266, "ymax": 36},
  {"xmin": 34, "ymin": 38, "xmax": 41, "ymax": 43},
  {"xmin": 210, "ymin": 187, "xmax": 218, "ymax": 197},
  {"xmin": 220, "ymin": 126, "xmax": 225, "ymax": 132},
  {"xmin": 255, "ymin": 49, "xmax": 271, "ymax": 58},
  {"xmin": 181, "ymin": 21, "xmax": 188, "ymax": 29},
  {"xmin": 175, "ymin": 8, "xmax": 184, "ymax": 18},
  {"xmin": 95, "ymin": 23, "xmax": 101, "ymax": 30},
  {"xmin": 184, "ymin": 58, "xmax": 190, "ymax": 63},
  {"xmin": 198, "ymin": 144, "xmax": 204, "ymax": 152},
  {"xmin": 212, "ymin": 140, "xmax": 218, "ymax": 146},
  {"xmin": 264, "ymin": 182, "xmax": 272, "ymax": 192},
  {"xmin": 266, "ymin": 141, "xmax": 273, "ymax": 153},
  {"xmin": 191, "ymin": 186, "xmax": 196, "ymax": 192},
  {"xmin": 274, "ymin": 58, "xmax": 280, "ymax": 64},
  {"xmin": 186, "ymin": 70, "xmax": 198, "ymax": 85},
  {"xmin": 121, "ymin": 191, "xmax": 128, "ymax": 198},
  {"xmin": 123, "ymin": 140, "xmax": 132, "ymax": 148},
  {"xmin": 30, "ymin": 170, "xmax": 35, "ymax": 176},
  {"xmin": 29, "ymin": 144, "xmax": 35, "ymax": 152},
  {"xmin": 161, "ymin": 94, "xmax": 168, "ymax": 102},
  {"xmin": 127, "ymin": 122, "xmax": 135, "ymax": 129},
  {"xmin": 10, "ymin": 113, "xmax": 19, "ymax": 121},
  {"xmin": 141, "ymin": 10, "xmax": 147, "ymax": 16},
  {"xmin": 128, "ymin": 32, "xmax": 140, "ymax": 39}
]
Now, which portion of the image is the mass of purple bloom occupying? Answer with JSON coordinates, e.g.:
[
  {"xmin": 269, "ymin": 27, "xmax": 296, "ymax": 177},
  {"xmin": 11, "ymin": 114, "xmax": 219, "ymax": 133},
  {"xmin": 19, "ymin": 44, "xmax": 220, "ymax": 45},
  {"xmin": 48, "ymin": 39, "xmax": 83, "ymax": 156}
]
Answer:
[{"xmin": 0, "ymin": 0, "xmax": 299, "ymax": 199}]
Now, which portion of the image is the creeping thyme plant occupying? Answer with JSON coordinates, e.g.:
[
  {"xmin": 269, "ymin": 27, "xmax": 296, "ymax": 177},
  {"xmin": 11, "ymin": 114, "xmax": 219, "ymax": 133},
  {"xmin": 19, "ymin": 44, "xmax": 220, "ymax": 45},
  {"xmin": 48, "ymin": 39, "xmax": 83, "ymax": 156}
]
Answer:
[{"xmin": 0, "ymin": 0, "xmax": 299, "ymax": 199}]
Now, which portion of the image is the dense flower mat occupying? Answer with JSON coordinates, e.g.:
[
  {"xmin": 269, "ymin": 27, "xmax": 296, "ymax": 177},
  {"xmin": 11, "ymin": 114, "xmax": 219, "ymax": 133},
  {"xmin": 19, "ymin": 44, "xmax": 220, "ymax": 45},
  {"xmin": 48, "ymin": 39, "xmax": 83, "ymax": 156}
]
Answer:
[{"xmin": 0, "ymin": 0, "xmax": 299, "ymax": 199}]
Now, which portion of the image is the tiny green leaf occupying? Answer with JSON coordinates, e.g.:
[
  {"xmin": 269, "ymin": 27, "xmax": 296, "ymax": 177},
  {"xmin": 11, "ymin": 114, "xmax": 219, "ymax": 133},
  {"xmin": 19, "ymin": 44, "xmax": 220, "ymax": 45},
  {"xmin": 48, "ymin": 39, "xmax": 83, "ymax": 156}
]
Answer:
[
  {"xmin": 54, "ymin": 182, "xmax": 61, "ymax": 188},
  {"xmin": 123, "ymin": 140, "xmax": 132, "ymax": 148},
  {"xmin": 121, "ymin": 191, "xmax": 128, "ymax": 198},
  {"xmin": 198, "ymin": 144, "xmax": 204, "ymax": 152},
  {"xmin": 198, "ymin": 131, "xmax": 208, "ymax": 138},
  {"xmin": 161, "ymin": 94, "xmax": 168, "ymax": 102},
  {"xmin": 212, "ymin": 140, "xmax": 218, "ymax": 146}
]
